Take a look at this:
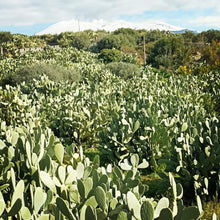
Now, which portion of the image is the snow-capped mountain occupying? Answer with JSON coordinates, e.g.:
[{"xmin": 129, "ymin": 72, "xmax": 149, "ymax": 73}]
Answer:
[{"xmin": 36, "ymin": 19, "xmax": 185, "ymax": 35}]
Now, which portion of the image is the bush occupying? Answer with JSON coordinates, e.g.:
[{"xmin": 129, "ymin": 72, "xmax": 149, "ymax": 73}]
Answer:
[
  {"xmin": 98, "ymin": 48, "xmax": 122, "ymax": 63},
  {"xmin": 106, "ymin": 62, "xmax": 140, "ymax": 79},
  {"xmin": 94, "ymin": 31, "xmax": 139, "ymax": 52},
  {"xmin": 95, "ymin": 35, "xmax": 123, "ymax": 51},
  {"xmin": 6, "ymin": 63, "xmax": 80, "ymax": 85},
  {"xmin": 147, "ymin": 36, "xmax": 185, "ymax": 70},
  {"xmin": 0, "ymin": 31, "xmax": 13, "ymax": 43},
  {"xmin": 99, "ymin": 48, "xmax": 137, "ymax": 64},
  {"xmin": 70, "ymin": 32, "xmax": 91, "ymax": 50}
]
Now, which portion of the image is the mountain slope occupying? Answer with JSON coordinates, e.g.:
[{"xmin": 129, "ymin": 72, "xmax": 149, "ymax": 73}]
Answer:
[{"xmin": 36, "ymin": 19, "xmax": 185, "ymax": 35}]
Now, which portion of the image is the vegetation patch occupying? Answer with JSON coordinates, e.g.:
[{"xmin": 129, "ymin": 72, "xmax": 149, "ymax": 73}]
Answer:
[
  {"xmin": 106, "ymin": 62, "xmax": 141, "ymax": 79},
  {"xmin": 0, "ymin": 29, "xmax": 220, "ymax": 219},
  {"xmin": 2, "ymin": 62, "xmax": 80, "ymax": 86}
]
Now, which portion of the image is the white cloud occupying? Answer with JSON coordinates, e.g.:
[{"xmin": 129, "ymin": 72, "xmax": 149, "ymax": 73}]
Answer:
[
  {"xmin": 0, "ymin": 0, "xmax": 219, "ymax": 26},
  {"xmin": 189, "ymin": 16, "xmax": 220, "ymax": 27},
  {"xmin": 166, "ymin": 0, "xmax": 219, "ymax": 11}
]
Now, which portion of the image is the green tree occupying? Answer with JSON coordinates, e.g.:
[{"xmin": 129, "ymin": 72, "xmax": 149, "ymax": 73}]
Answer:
[
  {"xmin": 0, "ymin": 31, "xmax": 13, "ymax": 43},
  {"xmin": 58, "ymin": 32, "xmax": 76, "ymax": 47},
  {"xmin": 95, "ymin": 34, "xmax": 123, "ymax": 51},
  {"xmin": 98, "ymin": 48, "xmax": 122, "ymax": 63},
  {"xmin": 114, "ymin": 28, "xmax": 139, "ymax": 47},
  {"xmin": 38, "ymin": 34, "xmax": 59, "ymax": 44},
  {"xmin": 144, "ymin": 30, "xmax": 168, "ymax": 43},
  {"xmin": 199, "ymin": 30, "xmax": 220, "ymax": 43},
  {"xmin": 70, "ymin": 32, "xmax": 90, "ymax": 50},
  {"xmin": 147, "ymin": 35, "xmax": 185, "ymax": 70}
]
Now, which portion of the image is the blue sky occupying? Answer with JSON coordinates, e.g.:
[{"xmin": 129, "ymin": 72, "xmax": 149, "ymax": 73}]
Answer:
[
  {"xmin": 0, "ymin": 23, "xmax": 54, "ymax": 36},
  {"xmin": 0, "ymin": 0, "xmax": 219, "ymax": 35}
]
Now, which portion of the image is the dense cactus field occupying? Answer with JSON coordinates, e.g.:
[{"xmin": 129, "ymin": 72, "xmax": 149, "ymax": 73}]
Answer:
[{"xmin": 0, "ymin": 47, "xmax": 220, "ymax": 219}]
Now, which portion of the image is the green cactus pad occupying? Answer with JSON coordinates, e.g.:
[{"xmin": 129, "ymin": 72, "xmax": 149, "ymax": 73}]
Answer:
[
  {"xmin": 117, "ymin": 210, "xmax": 128, "ymax": 220},
  {"xmin": 20, "ymin": 207, "xmax": 32, "ymax": 220},
  {"xmin": 181, "ymin": 206, "xmax": 200, "ymax": 220},
  {"xmin": 56, "ymin": 197, "xmax": 75, "ymax": 220},
  {"xmin": 95, "ymin": 186, "xmax": 106, "ymax": 211},
  {"xmin": 34, "ymin": 187, "xmax": 47, "ymax": 213},
  {"xmin": 11, "ymin": 180, "xmax": 24, "ymax": 206},
  {"xmin": 154, "ymin": 197, "xmax": 169, "ymax": 218},
  {"xmin": 85, "ymin": 196, "xmax": 98, "ymax": 208},
  {"xmin": 54, "ymin": 143, "xmax": 64, "ymax": 164},
  {"xmin": 7, "ymin": 198, "xmax": 22, "ymax": 217},
  {"xmin": 40, "ymin": 171, "xmax": 57, "ymax": 194},
  {"xmin": 77, "ymin": 179, "xmax": 85, "ymax": 199},
  {"xmin": 127, "ymin": 191, "xmax": 141, "ymax": 219},
  {"xmin": 85, "ymin": 205, "xmax": 97, "ymax": 220},
  {"xmin": 159, "ymin": 208, "xmax": 173, "ymax": 220},
  {"xmin": 141, "ymin": 200, "xmax": 154, "ymax": 220}
]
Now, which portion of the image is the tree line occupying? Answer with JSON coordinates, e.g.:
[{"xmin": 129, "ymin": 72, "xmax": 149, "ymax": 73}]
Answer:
[{"xmin": 1, "ymin": 29, "xmax": 220, "ymax": 74}]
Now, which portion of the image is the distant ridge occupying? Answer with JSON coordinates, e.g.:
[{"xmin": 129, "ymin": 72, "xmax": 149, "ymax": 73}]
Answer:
[
  {"xmin": 172, "ymin": 29, "xmax": 198, "ymax": 34},
  {"xmin": 36, "ymin": 19, "xmax": 187, "ymax": 35}
]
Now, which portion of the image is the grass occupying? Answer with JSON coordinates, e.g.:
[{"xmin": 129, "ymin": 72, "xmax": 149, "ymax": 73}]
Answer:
[
  {"xmin": 142, "ymin": 173, "xmax": 220, "ymax": 219},
  {"xmin": 202, "ymin": 200, "xmax": 220, "ymax": 220}
]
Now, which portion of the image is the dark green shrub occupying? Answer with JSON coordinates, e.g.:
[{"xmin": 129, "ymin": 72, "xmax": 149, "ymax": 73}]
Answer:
[
  {"xmin": 70, "ymin": 32, "xmax": 91, "ymax": 50},
  {"xmin": 94, "ymin": 31, "xmax": 139, "ymax": 52},
  {"xmin": 8, "ymin": 63, "xmax": 80, "ymax": 85},
  {"xmin": 99, "ymin": 48, "xmax": 137, "ymax": 64},
  {"xmin": 57, "ymin": 32, "xmax": 91, "ymax": 49},
  {"xmin": 147, "ymin": 36, "xmax": 185, "ymax": 70},
  {"xmin": 98, "ymin": 48, "xmax": 122, "ymax": 63},
  {"xmin": 95, "ymin": 35, "xmax": 123, "ymax": 51},
  {"xmin": 0, "ymin": 31, "xmax": 13, "ymax": 43},
  {"xmin": 198, "ymin": 29, "xmax": 220, "ymax": 43},
  {"xmin": 106, "ymin": 62, "xmax": 140, "ymax": 79}
]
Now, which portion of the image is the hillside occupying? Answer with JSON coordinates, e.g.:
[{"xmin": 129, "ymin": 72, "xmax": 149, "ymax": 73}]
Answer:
[{"xmin": 0, "ymin": 29, "xmax": 220, "ymax": 218}]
